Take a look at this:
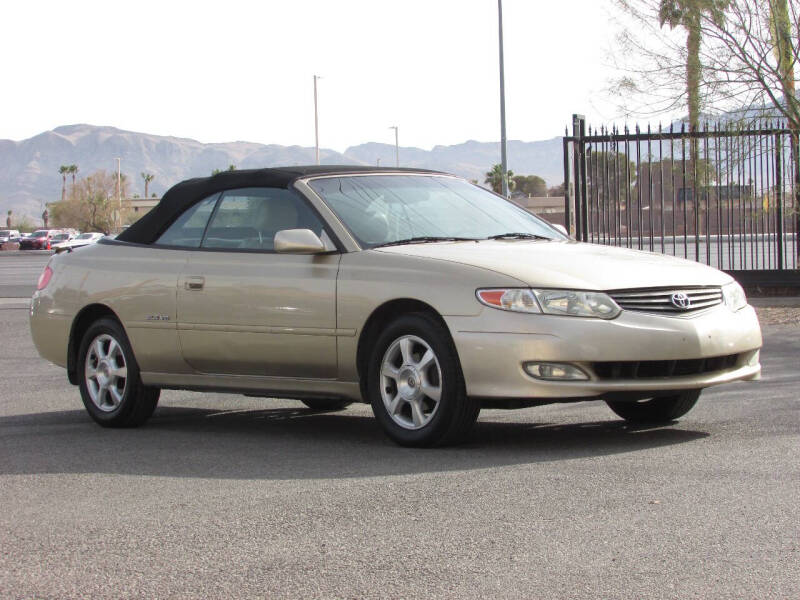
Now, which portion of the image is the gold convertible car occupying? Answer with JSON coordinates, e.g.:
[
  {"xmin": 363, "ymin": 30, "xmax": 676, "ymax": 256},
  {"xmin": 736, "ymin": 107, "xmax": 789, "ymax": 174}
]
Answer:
[{"xmin": 30, "ymin": 167, "xmax": 762, "ymax": 446}]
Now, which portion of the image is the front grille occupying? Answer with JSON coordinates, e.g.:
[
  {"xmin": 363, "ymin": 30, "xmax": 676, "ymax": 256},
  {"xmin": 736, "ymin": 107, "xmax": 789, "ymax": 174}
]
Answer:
[
  {"xmin": 609, "ymin": 287, "xmax": 722, "ymax": 314},
  {"xmin": 592, "ymin": 354, "xmax": 739, "ymax": 380}
]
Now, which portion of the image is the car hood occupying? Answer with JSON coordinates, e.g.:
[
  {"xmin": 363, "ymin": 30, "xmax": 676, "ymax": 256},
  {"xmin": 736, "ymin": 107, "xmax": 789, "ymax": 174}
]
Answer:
[{"xmin": 374, "ymin": 240, "xmax": 732, "ymax": 290}]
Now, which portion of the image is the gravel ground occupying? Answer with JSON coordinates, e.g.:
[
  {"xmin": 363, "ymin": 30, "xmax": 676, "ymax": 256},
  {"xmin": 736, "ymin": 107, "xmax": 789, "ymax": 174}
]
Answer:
[{"xmin": 754, "ymin": 306, "xmax": 800, "ymax": 325}]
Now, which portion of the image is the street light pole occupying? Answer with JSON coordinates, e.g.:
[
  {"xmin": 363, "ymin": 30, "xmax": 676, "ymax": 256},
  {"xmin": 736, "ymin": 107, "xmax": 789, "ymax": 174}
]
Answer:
[
  {"xmin": 115, "ymin": 157, "xmax": 121, "ymax": 231},
  {"xmin": 497, "ymin": 0, "xmax": 509, "ymax": 197},
  {"xmin": 313, "ymin": 75, "xmax": 320, "ymax": 165},
  {"xmin": 389, "ymin": 125, "xmax": 399, "ymax": 167}
]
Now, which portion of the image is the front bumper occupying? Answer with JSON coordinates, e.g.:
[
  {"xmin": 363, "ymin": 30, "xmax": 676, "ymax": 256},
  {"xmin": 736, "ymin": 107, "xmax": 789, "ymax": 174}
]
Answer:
[{"xmin": 445, "ymin": 304, "xmax": 762, "ymax": 399}]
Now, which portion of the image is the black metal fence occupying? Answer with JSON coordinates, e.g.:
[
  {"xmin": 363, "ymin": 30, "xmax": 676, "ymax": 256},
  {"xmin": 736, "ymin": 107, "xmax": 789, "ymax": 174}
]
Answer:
[{"xmin": 563, "ymin": 115, "xmax": 799, "ymax": 273}]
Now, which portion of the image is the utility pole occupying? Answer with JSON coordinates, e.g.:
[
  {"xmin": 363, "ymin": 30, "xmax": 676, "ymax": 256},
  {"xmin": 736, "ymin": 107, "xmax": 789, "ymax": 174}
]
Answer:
[
  {"xmin": 389, "ymin": 125, "xmax": 399, "ymax": 167},
  {"xmin": 116, "ymin": 157, "xmax": 121, "ymax": 231},
  {"xmin": 313, "ymin": 75, "xmax": 321, "ymax": 165},
  {"xmin": 497, "ymin": 0, "xmax": 509, "ymax": 197}
]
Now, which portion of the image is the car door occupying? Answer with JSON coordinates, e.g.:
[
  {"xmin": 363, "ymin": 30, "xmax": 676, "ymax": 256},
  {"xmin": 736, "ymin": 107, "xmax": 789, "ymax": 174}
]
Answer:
[{"xmin": 176, "ymin": 187, "xmax": 340, "ymax": 378}]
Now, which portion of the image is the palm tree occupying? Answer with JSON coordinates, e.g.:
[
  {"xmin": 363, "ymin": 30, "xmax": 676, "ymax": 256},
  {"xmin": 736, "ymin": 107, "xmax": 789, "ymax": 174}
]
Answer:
[
  {"xmin": 484, "ymin": 164, "xmax": 514, "ymax": 195},
  {"xmin": 69, "ymin": 164, "xmax": 78, "ymax": 186},
  {"xmin": 141, "ymin": 172, "xmax": 155, "ymax": 198},
  {"xmin": 770, "ymin": 0, "xmax": 796, "ymax": 123},
  {"xmin": 658, "ymin": 0, "xmax": 728, "ymax": 137},
  {"xmin": 58, "ymin": 165, "xmax": 70, "ymax": 201}
]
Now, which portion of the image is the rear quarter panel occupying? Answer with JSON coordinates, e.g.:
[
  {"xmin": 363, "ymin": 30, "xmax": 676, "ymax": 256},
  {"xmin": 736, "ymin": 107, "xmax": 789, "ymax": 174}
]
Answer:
[{"xmin": 31, "ymin": 243, "xmax": 194, "ymax": 374}]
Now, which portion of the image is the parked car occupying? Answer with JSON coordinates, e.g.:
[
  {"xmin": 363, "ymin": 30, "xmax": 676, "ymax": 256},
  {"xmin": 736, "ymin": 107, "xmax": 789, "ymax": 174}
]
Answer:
[
  {"xmin": 29, "ymin": 167, "xmax": 762, "ymax": 447},
  {"xmin": 20, "ymin": 229, "xmax": 60, "ymax": 250},
  {"xmin": 53, "ymin": 232, "xmax": 105, "ymax": 253},
  {"xmin": 49, "ymin": 232, "xmax": 75, "ymax": 247},
  {"xmin": 0, "ymin": 229, "xmax": 22, "ymax": 244}
]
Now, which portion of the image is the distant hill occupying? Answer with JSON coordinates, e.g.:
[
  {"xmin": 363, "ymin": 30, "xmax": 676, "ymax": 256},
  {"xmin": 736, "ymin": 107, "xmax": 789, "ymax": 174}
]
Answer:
[{"xmin": 0, "ymin": 124, "xmax": 565, "ymax": 221}]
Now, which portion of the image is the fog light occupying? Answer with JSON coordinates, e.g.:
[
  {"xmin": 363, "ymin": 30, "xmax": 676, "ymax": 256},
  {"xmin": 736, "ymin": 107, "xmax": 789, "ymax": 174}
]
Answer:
[{"xmin": 524, "ymin": 362, "xmax": 589, "ymax": 381}]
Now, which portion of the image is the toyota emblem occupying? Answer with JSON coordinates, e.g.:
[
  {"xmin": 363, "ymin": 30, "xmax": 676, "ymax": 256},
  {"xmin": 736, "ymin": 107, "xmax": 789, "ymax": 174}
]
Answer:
[{"xmin": 670, "ymin": 292, "xmax": 691, "ymax": 309}]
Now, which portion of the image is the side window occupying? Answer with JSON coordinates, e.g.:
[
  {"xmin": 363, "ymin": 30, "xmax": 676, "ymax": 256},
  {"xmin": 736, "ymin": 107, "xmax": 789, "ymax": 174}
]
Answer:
[
  {"xmin": 155, "ymin": 194, "xmax": 218, "ymax": 247},
  {"xmin": 201, "ymin": 187, "xmax": 326, "ymax": 251}
]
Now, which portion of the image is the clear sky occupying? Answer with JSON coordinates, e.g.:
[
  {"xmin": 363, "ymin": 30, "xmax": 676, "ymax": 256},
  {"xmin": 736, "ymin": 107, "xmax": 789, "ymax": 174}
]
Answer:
[{"xmin": 1, "ymin": 0, "xmax": 629, "ymax": 151}]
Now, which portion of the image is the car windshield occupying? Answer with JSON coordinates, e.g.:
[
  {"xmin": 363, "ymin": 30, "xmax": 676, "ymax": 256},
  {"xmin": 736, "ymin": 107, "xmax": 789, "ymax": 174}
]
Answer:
[
  {"xmin": 77, "ymin": 233, "xmax": 95, "ymax": 239},
  {"xmin": 0, "ymin": 231, "xmax": 9, "ymax": 236},
  {"xmin": 32, "ymin": 230, "xmax": 49, "ymax": 237},
  {"xmin": 308, "ymin": 174, "xmax": 565, "ymax": 249},
  {"xmin": 52, "ymin": 234, "xmax": 69, "ymax": 241}
]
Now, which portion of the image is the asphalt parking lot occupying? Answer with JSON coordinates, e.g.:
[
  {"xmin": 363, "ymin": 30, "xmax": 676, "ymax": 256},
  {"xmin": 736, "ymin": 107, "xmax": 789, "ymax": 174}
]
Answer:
[{"xmin": 1, "ymin": 253, "xmax": 798, "ymax": 599}]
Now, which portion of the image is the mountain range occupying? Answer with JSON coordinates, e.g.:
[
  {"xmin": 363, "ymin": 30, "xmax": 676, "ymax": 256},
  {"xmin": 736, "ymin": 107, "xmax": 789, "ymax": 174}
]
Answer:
[{"xmin": 0, "ymin": 124, "xmax": 565, "ymax": 220}]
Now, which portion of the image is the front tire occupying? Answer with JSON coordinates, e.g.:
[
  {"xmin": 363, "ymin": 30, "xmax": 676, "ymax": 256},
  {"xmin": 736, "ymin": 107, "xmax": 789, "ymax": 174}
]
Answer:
[
  {"xmin": 77, "ymin": 318, "xmax": 160, "ymax": 428},
  {"xmin": 367, "ymin": 313, "xmax": 479, "ymax": 447},
  {"xmin": 605, "ymin": 389, "xmax": 701, "ymax": 424}
]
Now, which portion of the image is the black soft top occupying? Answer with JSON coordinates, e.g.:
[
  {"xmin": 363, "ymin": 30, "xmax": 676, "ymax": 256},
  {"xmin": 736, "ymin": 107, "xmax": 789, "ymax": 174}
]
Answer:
[{"xmin": 117, "ymin": 165, "xmax": 443, "ymax": 245}]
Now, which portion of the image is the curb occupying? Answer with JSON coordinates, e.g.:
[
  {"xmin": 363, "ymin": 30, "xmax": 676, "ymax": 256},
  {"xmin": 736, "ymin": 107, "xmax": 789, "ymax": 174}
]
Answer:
[{"xmin": 0, "ymin": 250, "xmax": 54, "ymax": 257}]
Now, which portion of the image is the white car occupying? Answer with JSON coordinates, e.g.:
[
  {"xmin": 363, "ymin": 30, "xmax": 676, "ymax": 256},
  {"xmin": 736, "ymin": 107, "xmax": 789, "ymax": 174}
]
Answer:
[{"xmin": 53, "ymin": 232, "xmax": 105, "ymax": 252}]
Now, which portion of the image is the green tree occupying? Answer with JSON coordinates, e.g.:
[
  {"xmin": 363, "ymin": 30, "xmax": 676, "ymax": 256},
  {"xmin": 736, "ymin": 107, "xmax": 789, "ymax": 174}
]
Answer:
[
  {"xmin": 15, "ymin": 215, "xmax": 37, "ymax": 231},
  {"xmin": 68, "ymin": 164, "xmax": 79, "ymax": 186},
  {"xmin": 58, "ymin": 165, "xmax": 70, "ymax": 202},
  {"xmin": 587, "ymin": 151, "xmax": 638, "ymax": 205},
  {"xmin": 484, "ymin": 164, "xmax": 515, "ymax": 194},
  {"xmin": 212, "ymin": 164, "xmax": 237, "ymax": 176},
  {"xmin": 141, "ymin": 172, "xmax": 155, "ymax": 198},
  {"xmin": 50, "ymin": 170, "xmax": 132, "ymax": 234},
  {"xmin": 512, "ymin": 175, "xmax": 547, "ymax": 197}
]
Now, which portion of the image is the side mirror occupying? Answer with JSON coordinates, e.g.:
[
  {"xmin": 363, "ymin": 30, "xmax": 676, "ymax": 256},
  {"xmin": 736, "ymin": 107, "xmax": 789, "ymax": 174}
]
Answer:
[
  {"xmin": 274, "ymin": 229, "xmax": 327, "ymax": 254},
  {"xmin": 551, "ymin": 223, "xmax": 569, "ymax": 238}
]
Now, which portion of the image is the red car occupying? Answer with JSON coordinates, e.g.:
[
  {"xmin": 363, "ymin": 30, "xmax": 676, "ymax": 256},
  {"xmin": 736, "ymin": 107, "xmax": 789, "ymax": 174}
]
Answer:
[{"xmin": 19, "ymin": 229, "xmax": 60, "ymax": 250}]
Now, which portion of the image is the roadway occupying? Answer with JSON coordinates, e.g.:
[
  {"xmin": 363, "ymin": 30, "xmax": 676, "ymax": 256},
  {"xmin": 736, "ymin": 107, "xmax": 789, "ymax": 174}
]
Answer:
[{"xmin": 0, "ymin": 252, "xmax": 798, "ymax": 598}]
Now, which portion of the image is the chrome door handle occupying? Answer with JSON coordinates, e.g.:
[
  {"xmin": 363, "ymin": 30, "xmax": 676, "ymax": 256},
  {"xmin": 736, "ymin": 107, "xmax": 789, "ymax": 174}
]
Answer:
[{"xmin": 184, "ymin": 276, "xmax": 205, "ymax": 291}]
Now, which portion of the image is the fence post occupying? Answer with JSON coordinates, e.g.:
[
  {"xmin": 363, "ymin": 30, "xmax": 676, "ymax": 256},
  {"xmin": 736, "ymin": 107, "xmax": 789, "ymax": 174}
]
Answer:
[
  {"xmin": 572, "ymin": 115, "xmax": 584, "ymax": 239},
  {"xmin": 571, "ymin": 114, "xmax": 588, "ymax": 241},
  {"xmin": 793, "ymin": 131, "xmax": 800, "ymax": 269},
  {"xmin": 563, "ymin": 133, "xmax": 572, "ymax": 235},
  {"xmin": 775, "ymin": 133, "xmax": 785, "ymax": 270},
  {"xmin": 580, "ymin": 118, "xmax": 589, "ymax": 241}
]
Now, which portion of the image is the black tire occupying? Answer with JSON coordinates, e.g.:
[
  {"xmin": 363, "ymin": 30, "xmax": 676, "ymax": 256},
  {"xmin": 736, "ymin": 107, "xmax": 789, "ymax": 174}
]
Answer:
[
  {"xmin": 77, "ymin": 317, "xmax": 160, "ymax": 428},
  {"xmin": 367, "ymin": 312, "xmax": 479, "ymax": 447},
  {"xmin": 301, "ymin": 399, "xmax": 352, "ymax": 411},
  {"xmin": 605, "ymin": 389, "xmax": 702, "ymax": 424}
]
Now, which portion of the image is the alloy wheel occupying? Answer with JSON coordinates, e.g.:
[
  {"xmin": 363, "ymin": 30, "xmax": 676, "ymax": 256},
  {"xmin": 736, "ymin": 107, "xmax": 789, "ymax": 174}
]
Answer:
[
  {"xmin": 84, "ymin": 333, "xmax": 128, "ymax": 412},
  {"xmin": 380, "ymin": 335, "xmax": 442, "ymax": 430}
]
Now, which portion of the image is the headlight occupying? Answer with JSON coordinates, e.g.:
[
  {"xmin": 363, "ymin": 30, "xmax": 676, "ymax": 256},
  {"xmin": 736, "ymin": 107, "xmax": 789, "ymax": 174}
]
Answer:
[
  {"xmin": 722, "ymin": 281, "xmax": 747, "ymax": 311},
  {"xmin": 476, "ymin": 288, "xmax": 541, "ymax": 313},
  {"xmin": 477, "ymin": 288, "xmax": 620, "ymax": 319}
]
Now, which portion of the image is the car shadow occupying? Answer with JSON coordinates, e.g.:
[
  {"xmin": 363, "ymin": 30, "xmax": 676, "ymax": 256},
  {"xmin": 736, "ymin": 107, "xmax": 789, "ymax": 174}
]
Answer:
[{"xmin": 0, "ymin": 404, "xmax": 709, "ymax": 480}]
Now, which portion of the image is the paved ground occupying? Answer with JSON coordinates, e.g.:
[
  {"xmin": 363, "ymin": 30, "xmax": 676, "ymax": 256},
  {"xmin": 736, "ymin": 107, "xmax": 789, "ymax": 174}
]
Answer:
[
  {"xmin": 0, "ymin": 251, "xmax": 50, "ymax": 297},
  {"xmin": 1, "ymin": 254, "xmax": 798, "ymax": 599}
]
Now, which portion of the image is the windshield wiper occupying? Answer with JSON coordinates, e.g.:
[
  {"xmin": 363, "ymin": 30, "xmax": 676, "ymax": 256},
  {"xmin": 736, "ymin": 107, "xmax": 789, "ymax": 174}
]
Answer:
[
  {"xmin": 487, "ymin": 232, "xmax": 551, "ymax": 240},
  {"xmin": 373, "ymin": 236, "xmax": 478, "ymax": 248}
]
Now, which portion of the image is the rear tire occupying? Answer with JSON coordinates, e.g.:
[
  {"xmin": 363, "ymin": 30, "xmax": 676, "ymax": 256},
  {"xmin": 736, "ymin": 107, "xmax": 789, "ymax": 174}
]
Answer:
[
  {"xmin": 605, "ymin": 389, "xmax": 701, "ymax": 423},
  {"xmin": 367, "ymin": 312, "xmax": 479, "ymax": 447},
  {"xmin": 77, "ymin": 318, "xmax": 160, "ymax": 428},
  {"xmin": 301, "ymin": 399, "xmax": 352, "ymax": 411}
]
